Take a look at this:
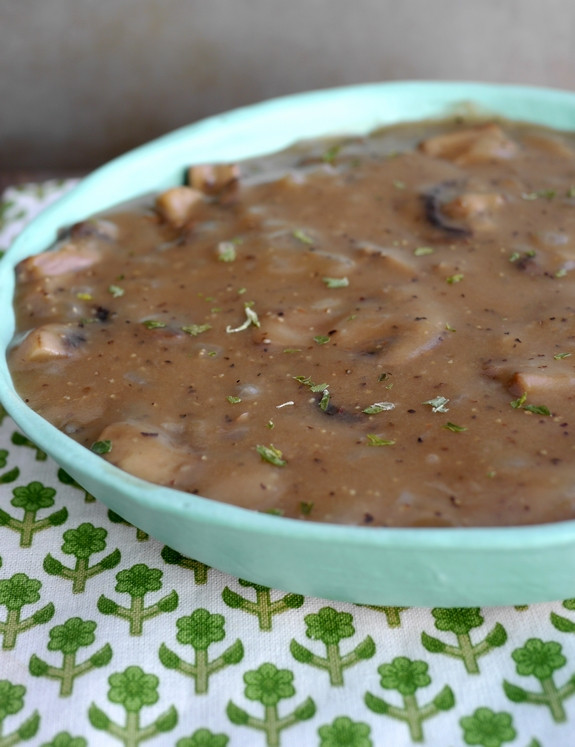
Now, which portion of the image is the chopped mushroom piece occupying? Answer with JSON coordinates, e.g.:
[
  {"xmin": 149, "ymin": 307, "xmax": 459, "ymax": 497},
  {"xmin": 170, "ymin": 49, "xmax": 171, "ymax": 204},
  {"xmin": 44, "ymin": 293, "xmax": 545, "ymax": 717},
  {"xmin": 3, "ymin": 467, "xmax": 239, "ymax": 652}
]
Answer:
[
  {"xmin": 419, "ymin": 123, "xmax": 518, "ymax": 165},
  {"xmin": 187, "ymin": 163, "xmax": 240, "ymax": 195},
  {"xmin": 10, "ymin": 324, "xmax": 84, "ymax": 367},
  {"xmin": 16, "ymin": 244, "xmax": 101, "ymax": 282},
  {"xmin": 95, "ymin": 422, "xmax": 200, "ymax": 490},
  {"xmin": 441, "ymin": 192, "xmax": 505, "ymax": 230},
  {"xmin": 508, "ymin": 371, "xmax": 575, "ymax": 398},
  {"xmin": 155, "ymin": 186, "xmax": 203, "ymax": 228}
]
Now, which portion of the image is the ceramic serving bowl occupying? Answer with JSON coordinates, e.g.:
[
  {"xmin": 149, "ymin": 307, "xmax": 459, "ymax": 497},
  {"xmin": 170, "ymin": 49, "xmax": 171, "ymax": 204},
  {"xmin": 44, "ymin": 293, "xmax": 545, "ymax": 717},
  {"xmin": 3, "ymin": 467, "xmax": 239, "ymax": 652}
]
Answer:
[{"xmin": 2, "ymin": 81, "xmax": 575, "ymax": 607}]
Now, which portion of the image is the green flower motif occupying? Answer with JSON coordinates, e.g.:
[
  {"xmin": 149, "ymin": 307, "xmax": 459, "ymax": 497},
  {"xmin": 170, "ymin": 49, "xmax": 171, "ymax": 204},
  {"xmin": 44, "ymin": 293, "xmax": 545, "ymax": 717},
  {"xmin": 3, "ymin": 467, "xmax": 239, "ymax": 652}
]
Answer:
[
  {"xmin": 432, "ymin": 607, "xmax": 483, "ymax": 634},
  {"xmin": 62, "ymin": 523, "xmax": 107, "ymax": 559},
  {"xmin": 11, "ymin": 481, "xmax": 56, "ymax": 511},
  {"xmin": 0, "ymin": 573, "xmax": 41, "ymax": 611},
  {"xmin": 48, "ymin": 618, "xmax": 96, "ymax": 655},
  {"xmin": 305, "ymin": 607, "xmax": 355, "ymax": 645},
  {"xmin": 244, "ymin": 663, "xmax": 295, "ymax": 706},
  {"xmin": 177, "ymin": 728, "xmax": 229, "ymax": 747},
  {"xmin": 0, "ymin": 680, "xmax": 25, "ymax": 720},
  {"xmin": 0, "ymin": 450, "xmax": 8, "ymax": 469},
  {"xmin": 238, "ymin": 578, "xmax": 269, "ymax": 593},
  {"xmin": 115, "ymin": 564, "xmax": 162, "ymax": 598},
  {"xmin": 460, "ymin": 707, "xmax": 516, "ymax": 747},
  {"xmin": 378, "ymin": 657, "xmax": 431, "ymax": 695},
  {"xmin": 176, "ymin": 609, "xmax": 225, "ymax": 650},
  {"xmin": 318, "ymin": 715, "xmax": 372, "ymax": 747},
  {"xmin": 512, "ymin": 639, "xmax": 566, "ymax": 679},
  {"xmin": 41, "ymin": 733, "xmax": 87, "ymax": 747},
  {"xmin": 108, "ymin": 666, "xmax": 159, "ymax": 713}
]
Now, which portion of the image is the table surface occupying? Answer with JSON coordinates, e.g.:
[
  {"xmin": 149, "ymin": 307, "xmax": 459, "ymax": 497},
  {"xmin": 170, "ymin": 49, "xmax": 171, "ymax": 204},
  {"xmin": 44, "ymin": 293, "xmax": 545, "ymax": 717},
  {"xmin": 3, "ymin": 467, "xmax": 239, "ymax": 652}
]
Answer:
[{"xmin": 1, "ymin": 180, "xmax": 575, "ymax": 746}]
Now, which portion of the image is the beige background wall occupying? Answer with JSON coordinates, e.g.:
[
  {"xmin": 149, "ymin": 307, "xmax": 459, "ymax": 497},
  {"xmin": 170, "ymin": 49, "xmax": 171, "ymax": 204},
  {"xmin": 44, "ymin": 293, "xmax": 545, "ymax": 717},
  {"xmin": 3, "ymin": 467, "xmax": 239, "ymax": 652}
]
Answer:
[{"xmin": 2, "ymin": 0, "xmax": 575, "ymax": 170}]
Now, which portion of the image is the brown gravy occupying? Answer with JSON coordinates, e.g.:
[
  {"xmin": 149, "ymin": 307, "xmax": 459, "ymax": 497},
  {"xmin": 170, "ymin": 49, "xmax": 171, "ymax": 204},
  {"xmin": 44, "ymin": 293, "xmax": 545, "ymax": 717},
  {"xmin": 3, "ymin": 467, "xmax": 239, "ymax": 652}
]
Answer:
[{"xmin": 9, "ymin": 118, "xmax": 575, "ymax": 527}]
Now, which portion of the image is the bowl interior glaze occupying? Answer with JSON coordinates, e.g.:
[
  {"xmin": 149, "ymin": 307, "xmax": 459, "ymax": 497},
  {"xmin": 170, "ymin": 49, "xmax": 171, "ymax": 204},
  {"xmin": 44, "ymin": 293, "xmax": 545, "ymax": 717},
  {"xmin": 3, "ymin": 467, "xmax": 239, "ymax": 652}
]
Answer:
[{"xmin": 2, "ymin": 81, "xmax": 575, "ymax": 607}]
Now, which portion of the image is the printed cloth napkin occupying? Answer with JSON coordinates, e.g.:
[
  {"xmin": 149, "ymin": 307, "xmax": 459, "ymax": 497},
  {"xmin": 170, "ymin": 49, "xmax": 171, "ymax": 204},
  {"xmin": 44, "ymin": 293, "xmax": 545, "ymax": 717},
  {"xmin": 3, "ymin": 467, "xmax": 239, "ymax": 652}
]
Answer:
[{"xmin": 0, "ymin": 182, "xmax": 574, "ymax": 747}]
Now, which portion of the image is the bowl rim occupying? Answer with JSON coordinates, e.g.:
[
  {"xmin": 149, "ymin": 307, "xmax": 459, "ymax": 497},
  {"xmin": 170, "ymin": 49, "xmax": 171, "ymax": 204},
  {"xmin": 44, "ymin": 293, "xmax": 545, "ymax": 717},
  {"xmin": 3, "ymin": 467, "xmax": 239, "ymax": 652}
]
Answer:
[{"xmin": 3, "ymin": 80, "xmax": 575, "ymax": 603}]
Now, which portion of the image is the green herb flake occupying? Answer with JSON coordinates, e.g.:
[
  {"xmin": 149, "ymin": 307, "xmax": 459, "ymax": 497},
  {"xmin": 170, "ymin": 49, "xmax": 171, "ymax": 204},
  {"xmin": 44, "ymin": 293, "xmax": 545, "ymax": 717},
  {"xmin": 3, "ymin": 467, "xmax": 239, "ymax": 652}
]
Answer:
[
  {"xmin": 207, "ymin": 350, "xmax": 217, "ymax": 357},
  {"xmin": 256, "ymin": 444, "xmax": 286, "ymax": 467},
  {"xmin": 293, "ymin": 375, "xmax": 328, "ymax": 392},
  {"xmin": 283, "ymin": 348, "xmax": 302, "ymax": 354},
  {"xmin": 313, "ymin": 335, "xmax": 330, "ymax": 345},
  {"xmin": 555, "ymin": 268, "xmax": 568, "ymax": 278},
  {"xmin": 91, "ymin": 440, "xmax": 112, "ymax": 455},
  {"xmin": 393, "ymin": 180, "xmax": 406, "ymax": 190},
  {"xmin": 318, "ymin": 389, "xmax": 331, "ymax": 412},
  {"xmin": 522, "ymin": 189, "xmax": 556, "ymax": 201},
  {"xmin": 108, "ymin": 284, "xmax": 125, "ymax": 298},
  {"xmin": 414, "ymin": 246, "xmax": 434, "ymax": 256},
  {"xmin": 509, "ymin": 252, "xmax": 521, "ymax": 263},
  {"xmin": 443, "ymin": 422, "xmax": 467, "ymax": 432},
  {"xmin": 446, "ymin": 273, "xmax": 464, "ymax": 284},
  {"xmin": 226, "ymin": 303, "xmax": 260, "ymax": 334},
  {"xmin": 523, "ymin": 404, "xmax": 551, "ymax": 416},
  {"xmin": 510, "ymin": 392, "xmax": 527, "ymax": 409},
  {"xmin": 266, "ymin": 420, "xmax": 275, "ymax": 430},
  {"xmin": 567, "ymin": 186, "xmax": 575, "ymax": 198},
  {"xmin": 322, "ymin": 144, "xmax": 341, "ymax": 164},
  {"xmin": 293, "ymin": 229, "xmax": 314, "ymax": 245},
  {"xmin": 422, "ymin": 396, "xmax": 450, "ymax": 413},
  {"xmin": 181, "ymin": 323, "xmax": 212, "ymax": 336},
  {"xmin": 362, "ymin": 402, "xmax": 395, "ymax": 414},
  {"xmin": 263, "ymin": 508, "xmax": 285, "ymax": 516},
  {"xmin": 217, "ymin": 241, "xmax": 237, "ymax": 262},
  {"xmin": 226, "ymin": 396, "xmax": 242, "ymax": 404},
  {"xmin": 366, "ymin": 434, "xmax": 396, "ymax": 447},
  {"xmin": 76, "ymin": 292, "xmax": 93, "ymax": 301},
  {"xmin": 299, "ymin": 501, "xmax": 314, "ymax": 515},
  {"xmin": 554, "ymin": 352, "xmax": 572, "ymax": 359},
  {"xmin": 445, "ymin": 322, "xmax": 456, "ymax": 332},
  {"xmin": 237, "ymin": 287, "xmax": 247, "ymax": 295},
  {"xmin": 378, "ymin": 372, "xmax": 391, "ymax": 382},
  {"xmin": 322, "ymin": 276, "xmax": 349, "ymax": 289},
  {"xmin": 310, "ymin": 382, "xmax": 329, "ymax": 393},
  {"xmin": 142, "ymin": 320, "xmax": 167, "ymax": 329}
]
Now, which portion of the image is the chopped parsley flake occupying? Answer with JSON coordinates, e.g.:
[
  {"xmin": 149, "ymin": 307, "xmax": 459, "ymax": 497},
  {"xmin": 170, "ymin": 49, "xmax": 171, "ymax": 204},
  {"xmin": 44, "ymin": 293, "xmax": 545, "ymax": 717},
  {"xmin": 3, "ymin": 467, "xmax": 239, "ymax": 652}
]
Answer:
[
  {"xmin": 226, "ymin": 303, "xmax": 260, "ymax": 333},
  {"xmin": 521, "ymin": 189, "xmax": 556, "ymax": 200},
  {"xmin": 362, "ymin": 402, "xmax": 395, "ymax": 414},
  {"xmin": 322, "ymin": 144, "xmax": 341, "ymax": 163},
  {"xmin": 510, "ymin": 393, "xmax": 550, "ymax": 416},
  {"xmin": 226, "ymin": 396, "xmax": 242, "ymax": 404},
  {"xmin": 555, "ymin": 268, "xmax": 568, "ymax": 278},
  {"xmin": 554, "ymin": 352, "xmax": 572, "ymax": 359},
  {"xmin": 393, "ymin": 180, "xmax": 406, "ymax": 190},
  {"xmin": 237, "ymin": 287, "xmax": 247, "ymax": 295},
  {"xmin": 91, "ymin": 440, "xmax": 112, "ymax": 455},
  {"xmin": 422, "ymin": 396, "xmax": 450, "ymax": 413},
  {"xmin": 378, "ymin": 372, "xmax": 391, "ymax": 382},
  {"xmin": 366, "ymin": 434, "xmax": 396, "ymax": 447},
  {"xmin": 293, "ymin": 375, "xmax": 328, "ymax": 392},
  {"xmin": 299, "ymin": 501, "xmax": 314, "ymax": 515},
  {"xmin": 323, "ymin": 276, "xmax": 349, "ymax": 288},
  {"xmin": 293, "ymin": 229, "xmax": 314, "ymax": 245},
  {"xmin": 76, "ymin": 292, "xmax": 93, "ymax": 300},
  {"xmin": 446, "ymin": 274, "xmax": 464, "ymax": 284},
  {"xmin": 283, "ymin": 348, "xmax": 302, "ymax": 354},
  {"xmin": 266, "ymin": 420, "xmax": 275, "ymax": 429},
  {"xmin": 509, "ymin": 252, "xmax": 521, "ymax": 263},
  {"xmin": 319, "ymin": 389, "xmax": 331, "ymax": 411},
  {"xmin": 263, "ymin": 508, "xmax": 285, "ymax": 516},
  {"xmin": 181, "ymin": 323, "xmax": 212, "ymax": 336},
  {"xmin": 142, "ymin": 320, "xmax": 167, "ymax": 329},
  {"xmin": 108, "ymin": 285, "xmax": 125, "ymax": 297},
  {"xmin": 256, "ymin": 444, "xmax": 286, "ymax": 467},
  {"xmin": 443, "ymin": 422, "xmax": 467, "ymax": 432},
  {"xmin": 313, "ymin": 335, "xmax": 330, "ymax": 345},
  {"xmin": 523, "ymin": 404, "xmax": 551, "ymax": 416},
  {"xmin": 414, "ymin": 246, "xmax": 434, "ymax": 256},
  {"xmin": 510, "ymin": 392, "xmax": 527, "ymax": 409},
  {"xmin": 568, "ymin": 186, "xmax": 575, "ymax": 198},
  {"xmin": 217, "ymin": 241, "xmax": 237, "ymax": 262},
  {"xmin": 445, "ymin": 323, "xmax": 456, "ymax": 332}
]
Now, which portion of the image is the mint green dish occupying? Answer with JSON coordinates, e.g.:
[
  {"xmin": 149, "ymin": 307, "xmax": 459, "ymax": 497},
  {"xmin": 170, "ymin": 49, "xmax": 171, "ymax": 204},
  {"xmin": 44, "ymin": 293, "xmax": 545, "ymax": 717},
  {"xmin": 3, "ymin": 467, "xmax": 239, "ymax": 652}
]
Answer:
[{"xmin": 2, "ymin": 81, "xmax": 575, "ymax": 607}]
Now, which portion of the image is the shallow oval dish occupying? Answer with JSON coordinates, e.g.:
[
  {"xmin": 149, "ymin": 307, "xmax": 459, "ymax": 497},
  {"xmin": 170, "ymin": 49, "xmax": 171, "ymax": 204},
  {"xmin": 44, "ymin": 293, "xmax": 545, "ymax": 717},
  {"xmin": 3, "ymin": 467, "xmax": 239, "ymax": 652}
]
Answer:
[{"xmin": 3, "ymin": 81, "xmax": 575, "ymax": 607}]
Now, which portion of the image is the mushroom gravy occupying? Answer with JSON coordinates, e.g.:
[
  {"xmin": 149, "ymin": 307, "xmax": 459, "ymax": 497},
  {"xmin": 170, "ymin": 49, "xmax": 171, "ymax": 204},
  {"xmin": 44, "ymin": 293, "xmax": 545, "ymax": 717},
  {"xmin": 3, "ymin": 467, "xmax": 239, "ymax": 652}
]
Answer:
[{"xmin": 8, "ymin": 118, "xmax": 575, "ymax": 527}]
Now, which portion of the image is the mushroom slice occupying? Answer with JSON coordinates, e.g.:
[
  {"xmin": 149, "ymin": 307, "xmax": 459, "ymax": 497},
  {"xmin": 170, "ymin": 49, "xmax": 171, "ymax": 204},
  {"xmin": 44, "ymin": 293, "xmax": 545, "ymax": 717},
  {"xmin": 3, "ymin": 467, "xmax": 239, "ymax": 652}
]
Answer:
[
  {"xmin": 419, "ymin": 123, "xmax": 518, "ymax": 165},
  {"xmin": 187, "ymin": 163, "xmax": 240, "ymax": 196},
  {"xmin": 10, "ymin": 324, "xmax": 85, "ymax": 367},
  {"xmin": 155, "ymin": 186, "xmax": 203, "ymax": 228},
  {"xmin": 16, "ymin": 243, "xmax": 101, "ymax": 282},
  {"xmin": 94, "ymin": 422, "xmax": 200, "ymax": 489}
]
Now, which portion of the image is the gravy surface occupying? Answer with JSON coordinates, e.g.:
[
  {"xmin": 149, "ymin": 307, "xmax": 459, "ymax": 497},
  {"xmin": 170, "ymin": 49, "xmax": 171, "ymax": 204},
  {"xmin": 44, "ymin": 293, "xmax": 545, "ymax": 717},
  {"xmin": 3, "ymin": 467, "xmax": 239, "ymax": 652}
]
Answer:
[{"xmin": 9, "ymin": 118, "xmax": 575, "ymax": 527}]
